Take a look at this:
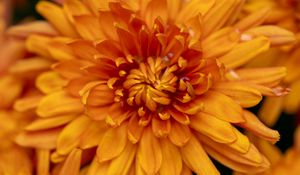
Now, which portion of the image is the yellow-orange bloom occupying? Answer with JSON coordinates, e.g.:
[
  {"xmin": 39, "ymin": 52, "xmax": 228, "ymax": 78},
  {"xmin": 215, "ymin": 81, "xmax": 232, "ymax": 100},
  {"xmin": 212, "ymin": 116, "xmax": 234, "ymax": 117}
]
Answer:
[
  {"xmin": 15, "ymin": 0, "xmax": 296, "ymax": 174},
  {"xmin": 243, "ymin": 0, "xmax": 300, "ymax": 126}
]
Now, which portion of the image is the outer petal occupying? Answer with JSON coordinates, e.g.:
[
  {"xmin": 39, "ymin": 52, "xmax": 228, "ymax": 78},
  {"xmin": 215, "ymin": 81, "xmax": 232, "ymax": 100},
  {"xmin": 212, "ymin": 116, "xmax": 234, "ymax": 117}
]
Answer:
[
  {"xmin": 37, "ymin": 91, "xmax": 84, "ymax": 118},
  {"xmin": 137, "ymin": 126, "xmax": 162, "ymax": 174},
  {"xmin": 212, "ymin": 82, "xmax": 262, "ymax": 108},
  {"xmin": 97, "ymin": 123, "xmax": 128, "ymax": 162},
  {"xmin": 159, "ymin": 139, "xmax": 182, "ymax": 175},
  {"xmin": 238, "ymin": 110, "xmax": 280, "ymax": 143},
  {"xmin": 219, "ymin": 37, "xmax": 270, "ymax": 69},
  {"xmin": 190, "ymin": 112, "xmax": 237, "ymax": 143},
  {"xmin": 199, "ymin": 91, "xmax": 244, "ymax": 123},
  {"xmin": 36, "ymin": 1, "xmax": 78, "ymax": 37},
  {"xmin": 107, "ymin": 143, "xmax": 137, "ymax": 175},
  {"xmin": 180, "ymin": 136, "xmax": 219, "ymax": 175},
  {"xmin": 56, "ymin": 115, "xmax": 90, "ymax": 155},
  {"xmin": 58, "ymin": 148, "xmax": 82, "ymax": 175}
]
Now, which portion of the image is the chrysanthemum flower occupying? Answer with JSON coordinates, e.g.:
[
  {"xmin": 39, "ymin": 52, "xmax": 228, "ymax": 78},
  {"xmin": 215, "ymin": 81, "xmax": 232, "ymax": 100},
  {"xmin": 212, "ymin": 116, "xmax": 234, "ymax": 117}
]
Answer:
[
  {"xmin": 242, "ymin": 0, "xmax": 300, "ymax": 126},
  {"xmin": 15, "ymin": 0, "xmax": 296, "ymax": 174}
]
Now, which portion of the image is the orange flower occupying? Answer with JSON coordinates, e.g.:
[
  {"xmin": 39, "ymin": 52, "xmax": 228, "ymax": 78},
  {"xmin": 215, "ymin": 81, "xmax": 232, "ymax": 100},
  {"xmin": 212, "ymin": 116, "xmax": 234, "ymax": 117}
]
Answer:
[
  {"xmin": 15, "ymin": 0, "xmax": 296, "ymax": 174},
  {"xmin": 242, "ymin": 0, "xmax": 300, "ymax": 126}
]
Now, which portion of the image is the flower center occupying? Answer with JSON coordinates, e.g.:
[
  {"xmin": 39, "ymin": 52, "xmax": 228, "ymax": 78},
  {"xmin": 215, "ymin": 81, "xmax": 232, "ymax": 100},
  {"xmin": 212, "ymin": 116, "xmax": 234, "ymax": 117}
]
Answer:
[{"xmin": 123, "ymin": 57, "xmax": 179, "ymax": 111}]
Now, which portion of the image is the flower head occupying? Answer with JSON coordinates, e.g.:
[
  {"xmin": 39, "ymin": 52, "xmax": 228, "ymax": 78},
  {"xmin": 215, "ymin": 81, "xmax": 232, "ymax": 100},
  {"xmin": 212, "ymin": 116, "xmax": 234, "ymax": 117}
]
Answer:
[{"xmin": 15, "ymin": 0, "xmax": 296, "ymax": 174}]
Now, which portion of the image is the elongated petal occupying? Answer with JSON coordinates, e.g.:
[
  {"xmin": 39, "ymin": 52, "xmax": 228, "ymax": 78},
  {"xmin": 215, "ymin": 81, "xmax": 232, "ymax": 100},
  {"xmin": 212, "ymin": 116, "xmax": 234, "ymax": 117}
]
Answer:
[
  {"xmin": 137, "ymin": 126, "xmax": 162, "ymax": 174},
  {"xmin": 168, "ymin": 121, "xmax": 191, "ymax": 146},
  {"xmin": 235, "ymin": 8, "xmax": 270, "ymax": 31},
  {"xmin": 212, "ymin": 82, "xmax": 262, "ymax": 107},
  {"xmin": 97, "ymin": 123, "xmax": 128, "ymax": 162},
  {"xmin": 180, "ymin": 136, "xmax": 219, "ymax": 175},
  {"xmin": 25, "ymin": 114, "xmax": 76, "ymax": 131},
  {"xmin": 36, "ymin": 1, "xmax": 78, "ymax": 37},
  {"xmin": 8, "ymin": 21, "xmax": 58, "ymax": 38},
  {"xmin": 176, "ymin": 0, "xmax": 215, "ymax": 23},
  {"xmin": 228, "ymin": 67, "xmax": 287, "ymax": 87},
  {"xmin": 159, "ymin": 139, "xmax": 182, "ymax": 175},
  {"xmin": 190, "ymin": 112, "xmax": 237, "ymax": 143},
  {"xmin": 57, "ymin": 115, "xmax": 90, "ymax": 155},
  {"xmin": 36, "ymin": 71, "xmax": 67, "ymax": 94},
  {"xmin": 73, "ymin": 15, "xmax": 104, "ymax": 40},
  {"xmin": 58, "ymin": 148, "xmax": 82, "ymax": 175},
  {"xmin": 107, "ymin": 143, "xmax": 137, "ymax": 175},
  {"xmin": 245, "ymin": 26, "xmax": 296, "ymax": 46},
  {"xmin": 199, "ymin": 134, "xmax": 263, "ymax": 166},
  {"xmin": 36, "ymin": 149, "xmax": 50, "ymax": 175},
  {"xmin": 202, "ymin": 0, "xmax": 242, "ymax": 37},
  {"xmin": 202, "ymin": 27, "xmax": 240, "ymax": 59},
  {"xmin": 199, "ymin": 91, "xmax": 244, "ymax": 123},
  {"xmin": 16, "ymin": 128, "xmax": 61, "ymax": 149},
  {"xmin": 204, "ymin": 145, "xmax": 269, "ymax": 173},
  {"xmin": 219, "ymin": 37, "xmax": 270, "ymax": 69},
  {"xmin": 37, "ymin": 91, "xmax": 84, "ymax": 117},
  {"xmin": 258, "ymin": 96, "xmax": 283, "ymax": 126},
  {"xmin": 238, "ymin": 110, "xmax": 280, "ymax": 143}
]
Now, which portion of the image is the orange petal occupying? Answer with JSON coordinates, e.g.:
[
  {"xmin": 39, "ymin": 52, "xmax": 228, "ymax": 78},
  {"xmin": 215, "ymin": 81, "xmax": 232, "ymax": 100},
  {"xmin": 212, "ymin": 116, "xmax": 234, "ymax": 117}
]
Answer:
[
  {"xmin": 202, "ymin": 0, "xmax": 242, "ymax": 37},
  {"xmin": 36, "ymin": 1, "xmax": 78, "ymax": 37},
  {"xmin": 0, "ymin": 75, "xmax": 23, "ymax": 108},
  {"xmin": 25, "ymin": 114, "xmax": 76, "ymax": 131},
  {"xmin": 258, "ymin": 96, "xmax": 283, "ymax": 127},
  {"xmin": 36, "ymin": 71, "xmax": 67, "ymax": 94},
  {"xmin": 235, "ymin": 8, "xmax": 270, "ymax": 31},
  {"xmin": 107, "ymin": 143, "xmax": 137, "ymax": 175},
  {"xmin": 26, "ymin": 35, "xmax": 51, "ymax": 58},
  {"xmin": 144, "ymin": 0, "xmax": 168, "ymax": 27},
  {"xmin": 16, "ymin": 128, "xmax": 61, "ymax": 149},
  {"xmin": 202, "ymin": 27, "xmax": 240, "ymax": 59},
  {"xmin": 78, "ymin": 121, "xmax": 107, "ymax": 149},
  {"xmin": 36, "ymin": 149, "xmax": 50, "ymax": 175},
  {"xmin": 58, "ymin": 148, "xmax": 82, "ymax": 175},
  {"xmin": 152, "ymin": 117, "xmax": 171, "ymax": 138},
  {"xmin": 73, "ymin": 15, "xmax": 104, "ymax": 40},
  {"xmin": 204, "ymin": 144, "xmax": 270, "ymax": 173},
  {"xmin": 219, "ymin": 36, "xmax": 270, "ymax": 69},
  {"xmin": 238, "ymin": 110, "xmax": 280, "ymax": 143},
  {"xmin": 127, "ymin": 113, "xmax": 144, "ymax": 144},
  {"xmin": 137, "ymin": 126, "xmax": 162, "ymax": 174},
  {"xmin": 57, "ymin": 115, "xmax": 90, "ymax": 155},
  {"xmin": 47, "ymin": 38, "xmax": 77, "ymax": 61},
  {"xmin": 9, "ymin": 57, "xmax": 52, "ymax": 75},
  {"xmin": 8, "ymin": 20, "xmax": 58, "ymax": 38},
  {"xmin": 176, "ymin": 0, "xmax": 215, "ymax": 23},
  {"xmin": 159, "ymin": 139, "xmax": 182, "ymax": 175},
  {"xmin": 199, "ymin": 134, "xmax": 264, "ymax": 166},
  {"xmin": 97, "ymin": 123, "xmax": 128, "ymax": 162},
  {"xmin": 37, "ymin": 91, "xmax": 84, "ymax": 118},
  {"xmin": 180, "ymin": 135, "xmax": 219, "ymax": 175},
  {"xmin": 168, "ymin": 121, "xmax": 191, "ymax": 147},
  {"xmin": 63, "ymin": 0, "xmax": 91, "ymax": 23},
  {"xmin": 227, "ymin": 67, "xmax": 287, "ymax": 87},
  {"xmin": 245, "ymin": 25, "xmax": 296, "ymax": 46},
  {"xmin": 199, "ymin": 91, "xmax": 244, "ymax": 123},
  {"xmin": 190, "ymin": 112, "xmax": 237, "ymax": 143},
  {"xmin": 212, "ymin": 82, "xmax": 262, "ymax": 108}
]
